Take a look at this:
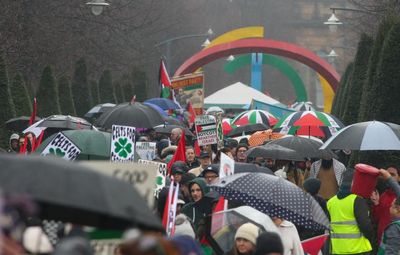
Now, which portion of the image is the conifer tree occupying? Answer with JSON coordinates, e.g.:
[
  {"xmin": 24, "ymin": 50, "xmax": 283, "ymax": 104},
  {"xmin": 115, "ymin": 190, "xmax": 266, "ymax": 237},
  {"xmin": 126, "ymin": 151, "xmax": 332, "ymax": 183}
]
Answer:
[
  {"xmin": 10, "ymin": 73, "xmax": 31, "ymax": 116},
  {"xmin": 331, "ymin": 63, "xmax": 353, "ymax": 116},
  {"xmin": 132, "ymin": 68, "xmax": 148, "ymax": 101},
  {"xmin": 0, "ymin": 53, "xmax": 15, "ymax": 148},
  {"xmin": 98, "ymin": 70, "xmax": 116, "ymax": 103},
  {"xmin": 36, "ymin": 66, "xmax": 61, "ymax": 117},
  {"xmin": 342, "ymin": 34, "xmax": 373, "ymax": 125},
  {"xmin": 71, "ymin": 58, "xmax": 91, "ymax": 117},
  {"xmin": 58, "ymin": 76, "xmax": 76, "ymax": 115},
  {"xmin": 90, "ymin": 80, "xmax": 100, "ymax": 105}
]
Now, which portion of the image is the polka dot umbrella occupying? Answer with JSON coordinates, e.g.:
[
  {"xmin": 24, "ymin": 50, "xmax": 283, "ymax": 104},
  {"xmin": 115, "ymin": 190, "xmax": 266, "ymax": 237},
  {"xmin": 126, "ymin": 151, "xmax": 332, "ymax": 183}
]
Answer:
[
  {"xmin": 212, "ymin": 172, "xmax": 329, "ymax": 231},
  {"xmin": 231, "ymin": 110, "xmax": 279, "ymax": 127}
]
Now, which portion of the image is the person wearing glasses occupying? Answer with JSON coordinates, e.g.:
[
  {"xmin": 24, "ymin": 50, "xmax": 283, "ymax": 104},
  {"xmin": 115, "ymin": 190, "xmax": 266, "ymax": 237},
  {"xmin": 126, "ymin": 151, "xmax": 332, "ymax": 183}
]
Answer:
[
  {"xmin": 236, "ymin": 144, "xmax": 248, "ymax": 163},
  {"xmin": 200, "ymin": 165, "xmax": 220, "ymax": 185}
]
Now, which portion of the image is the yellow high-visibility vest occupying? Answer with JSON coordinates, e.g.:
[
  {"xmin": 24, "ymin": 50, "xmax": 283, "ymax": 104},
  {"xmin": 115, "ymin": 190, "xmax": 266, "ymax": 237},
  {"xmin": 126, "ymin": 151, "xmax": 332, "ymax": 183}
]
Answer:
[{"xmin": 327, "ymin": 194, "xmax": 372, "ymax": 254}]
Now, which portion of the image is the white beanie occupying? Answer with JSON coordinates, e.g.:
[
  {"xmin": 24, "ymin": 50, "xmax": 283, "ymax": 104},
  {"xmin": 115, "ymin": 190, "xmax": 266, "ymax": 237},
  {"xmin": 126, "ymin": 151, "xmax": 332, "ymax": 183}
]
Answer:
[
  {"xmin": 235, "ymin": 223, "xmax": 260, "ymax": 245},
  {"xmin": 174, "ymin": 214, "xmax": 195, "ymax": 239}
]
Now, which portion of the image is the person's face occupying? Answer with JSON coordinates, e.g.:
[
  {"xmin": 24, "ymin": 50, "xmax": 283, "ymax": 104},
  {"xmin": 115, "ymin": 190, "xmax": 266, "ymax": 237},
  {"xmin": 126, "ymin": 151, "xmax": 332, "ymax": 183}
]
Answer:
[
  {"xmin": 186, "ymin": 149, "xmax": 195, "ymax": 162},
  {"xmin": 235, "ymin": 238, "xmax": 255, "ymax": 254},
  {"xmin": 190, "ymin": 183, "xmax": 203, "ymax": 202},
  {"xmin": 389, "ymin": 200, "xmax": 400, "ymax": 218},
  {"xmin": 272, "ymin": 217, "xmax": 283, "ymax": 226},
  {"xmin": 19, "ymin": 138, "xmax": 24, "ymax": 146},
  {"xmin": 388, "ymin": 167, "xmax": 400, "ymax": 182},
  {"xmin": 170, "ymin": 132, "xmax": 179, "ymax": 142},
  {"xmin": 200, "ymin": 157, "xmax": 211, "ymax": 168},
  {"xmin": 237, "ymin": 147, "xmax": 247, "ymax": 161},
  {"xmin": 204, "ymin": 172, "xmax": 219, "ymax": 184},
  {"xmin": 226, "ymin": 151, "xmax": 234, "ymax": 159},
  {"xmin": 305, "ymin": 160, "xmax": 312, "ymax": 169},
  {"xmin": 173, "ymin": 173, "xmax": 182, "ymax": 183},
  {"xmin": 11, "ymin": 139, "xmax": 19, "ymax": 150},
  {"xmin": 265, "ymin": 158, "xmax": 275, "ymax": 168}
]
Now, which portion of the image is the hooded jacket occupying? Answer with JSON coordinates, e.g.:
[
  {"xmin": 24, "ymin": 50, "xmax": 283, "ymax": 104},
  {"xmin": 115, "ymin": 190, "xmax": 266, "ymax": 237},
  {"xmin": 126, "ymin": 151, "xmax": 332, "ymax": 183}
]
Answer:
[{"xmin": 181, "ymin": 178, "xmax": 215, "ymax": 229}]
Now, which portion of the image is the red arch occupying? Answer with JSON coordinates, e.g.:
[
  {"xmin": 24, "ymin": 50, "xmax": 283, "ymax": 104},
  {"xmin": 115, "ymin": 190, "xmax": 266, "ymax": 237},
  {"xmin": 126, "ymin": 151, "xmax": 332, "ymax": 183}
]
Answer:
[{"xmin": 174, "ymin": 38, "xmax": 340, "ymax": 91}]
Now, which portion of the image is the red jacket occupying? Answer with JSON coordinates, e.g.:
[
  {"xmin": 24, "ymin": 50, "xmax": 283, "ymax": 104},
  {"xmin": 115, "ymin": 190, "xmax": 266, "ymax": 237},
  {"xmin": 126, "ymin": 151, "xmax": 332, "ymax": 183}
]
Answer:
[{"xmin": 372, "ymin": 189, "xmax": 397, "ymax": 244}]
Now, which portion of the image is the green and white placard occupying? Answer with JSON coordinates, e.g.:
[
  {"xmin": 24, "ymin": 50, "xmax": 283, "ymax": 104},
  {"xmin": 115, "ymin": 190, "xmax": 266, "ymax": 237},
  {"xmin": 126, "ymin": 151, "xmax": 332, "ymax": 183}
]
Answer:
[
  {"xmin": 111, "ymin": 125, "xmax": 135, "ymax": 162},
  {"xmin": 41, "ymin": 132, "xmax": 81, "ymax": 161}
]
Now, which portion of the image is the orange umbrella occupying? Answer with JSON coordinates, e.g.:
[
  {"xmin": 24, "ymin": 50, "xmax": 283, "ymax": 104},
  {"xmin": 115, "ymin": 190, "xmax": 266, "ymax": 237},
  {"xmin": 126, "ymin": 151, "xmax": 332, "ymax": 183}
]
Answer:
[{"xmin": 248, "ymin": 129, "xmax": 284, "ymax": 147}]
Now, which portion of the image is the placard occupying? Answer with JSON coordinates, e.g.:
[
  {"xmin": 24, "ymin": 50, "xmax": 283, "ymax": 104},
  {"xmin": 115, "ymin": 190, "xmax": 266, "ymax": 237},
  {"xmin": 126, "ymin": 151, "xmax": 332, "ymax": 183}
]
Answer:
[
  {"xmin": 138, "ymin": 159, "xmax": 167, "ymax": 198},
  {"xmin": 219, "ymin": 152, "xmax": 235, "ymax": 178},
  {"xmin": 135, "ymin": 142, "xmax": 157, "ymax": 160},
  {"xmin": 195, "ymin": 115, "xmax": 218, "ymax": 146},
  {"xmin": 41, "ymin": 132, "xmax": 81, "ymax": 161},
  {"xmin": 171, "ymin": 72, "xmax": 204, "ymax": 115},
  {"xmin": 111, "ymin": 125, "xmax": 135, "ymax": 162}
]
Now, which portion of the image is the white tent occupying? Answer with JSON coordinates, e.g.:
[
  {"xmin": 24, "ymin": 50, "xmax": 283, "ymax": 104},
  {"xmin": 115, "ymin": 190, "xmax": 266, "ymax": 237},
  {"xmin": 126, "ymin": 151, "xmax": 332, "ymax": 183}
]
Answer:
[{"xmin": 204, "ymin": 82, "xmax": 282, "ymax": 109}]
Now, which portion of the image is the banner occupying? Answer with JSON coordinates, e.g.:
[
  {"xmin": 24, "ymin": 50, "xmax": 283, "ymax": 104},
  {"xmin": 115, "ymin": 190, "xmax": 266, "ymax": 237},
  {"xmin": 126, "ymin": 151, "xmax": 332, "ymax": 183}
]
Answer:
[
  {"xmin": 195, "ymin": 115, "xmax": 218, "ymax": 146},
  {"xmin": 219, "ymin": 152, "xmax": 235, "ymax": 178},
  {"xmin": 135, "ymin": 142, "xmax": 157, "ymax": 160},
  {"xmin": 171, "ymin": 72, "xmax": 204, "ymax": 115},
  {"xmin": 138, "ymin": 159, "xmax": 167, "ymax": 198},
  {"xmin": 41, "ymin": 132, "xmax": 81, "ymax": 161},
  {"xmin": 250, "ymin": 99, "xmax": 295, "ymax": 119},
  {"xmin": 111, "ymin": 125, "xmax": 135, "ymax": 162},
  {"xmin": 82, "ymin": 161, "xmax": 157, "ymax": 208}
]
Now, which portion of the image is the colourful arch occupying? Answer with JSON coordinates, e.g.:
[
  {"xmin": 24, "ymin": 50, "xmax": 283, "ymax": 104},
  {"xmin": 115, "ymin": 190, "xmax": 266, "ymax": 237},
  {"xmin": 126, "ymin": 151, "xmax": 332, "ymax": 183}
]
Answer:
[
  {"xmin": 224, "ymin": 54, "xmax": 308, "ymax": 102},
  {"xmin": 318, "ymin": 74, "xmax": 335, "ymax": 113},
  {"xmin": 205, "ymin": 26, "xmax": 264, "ymax": 49}
]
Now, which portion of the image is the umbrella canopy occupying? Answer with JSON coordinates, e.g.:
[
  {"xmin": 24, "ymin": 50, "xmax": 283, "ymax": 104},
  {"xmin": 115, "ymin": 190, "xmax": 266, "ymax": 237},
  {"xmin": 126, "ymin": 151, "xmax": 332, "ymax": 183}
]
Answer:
[
  {"xmin": 154, "ymin": 124, "xmax": 194, "ymax": 137},
  {"xmin": 246, "ymin": 144, "xmax": 303, "ymax": 161},
  {"xmin": 84, "ymin": 103, "xmax": 116, "ymax": 119},
  {"xmin": 273, "ymin": 111, "xmax": 344, "ymax": 138},
  {"xmin": 222, "ymin": 118, "xmax": 233, "ymax": 135},
  {"xmin": 144, "ymin": 98, "xmax": 180, "ymax": 110},
  {"xmin": 212, "ymin": 173, "xmax": 329, "ymax": 231},
  {"xmin": 206, "ymin": 106, "xmax": 225, "ymax": 115},
  {"xmin": 290, "ymin": 101, "xmax": 315, "ymax": 111},
  {"xmin": 321, "ymin": 121, "xmax": 400, "ymax": 150},
  {"xmin": 227, "ymin": 123, "xmax": 269, "ymax": 137},
  {"xmin": 35, "ymin": 130, "xmax": 111, "ymax": 160},
  {"xmin": 0, "ymin": 154, "xmax": 162, "ymax": 231},
  {"xmin": 143, "ymin": 102, "xmax": 168, "ymax": 117},
  {"xmin": 231, "ymin": 109, "xmax": 278, "ymax": 127},
  {"xmin": 267, "ymin": 136, "xmax": 336, "ymax": 159},
  {"xmin": 96, "ymin": 102, "xmax": 165, "ymax": 129},
  {"xmin": 5, "ymin": 116, "xmax": 42, "ymax": 133},
  {"xmin": 37, "ymin": 115, "xmax": 93, "ymax": 130},
  {"xmin": 248, "ymin": 129, "xmax": 284, "ymax": 146},
  {"xmin": 162, "ymin": 116, "xmax": 184, "ymax": 126},
  {"xmin": 210, "ymin": 206, "xmax": 279, "ymax": 254}
]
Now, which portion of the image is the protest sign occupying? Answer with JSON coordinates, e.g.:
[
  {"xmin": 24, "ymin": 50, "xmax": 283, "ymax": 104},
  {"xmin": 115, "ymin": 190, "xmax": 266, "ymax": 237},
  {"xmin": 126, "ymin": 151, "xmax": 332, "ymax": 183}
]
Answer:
[
  {"xmin": 135, "ymin": 142, "xmax": 156, "ymax": 160},
  {"xmin": 82, "ymin": 161, "xmax": 156, "ymax": 208},
  {"xmin": 138, "ymin": 159, "xmax": 167, "ymax": 198},
  {"xmin": 219, "ymin": 152, "xmax": 235, "ymax": 178},
  {"xmin": 195, "ymin": 115, "xmax": 218, "ymax": 146},
  {"xmin": 41, "ymin": 132, "xmax": 81, "ymax": 161},
  {"xmin": 111, "ymin": 125, "xmax": 135, "ymax": 162},
  {"xmin": 171, "ymin": 72, "xmax": 204, "ymax": 115}
]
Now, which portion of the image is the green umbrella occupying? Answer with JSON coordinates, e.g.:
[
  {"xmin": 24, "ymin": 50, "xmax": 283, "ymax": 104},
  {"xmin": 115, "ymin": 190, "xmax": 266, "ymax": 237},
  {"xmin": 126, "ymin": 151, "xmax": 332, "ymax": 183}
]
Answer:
[{"xmin": 36, "ymin": 129, "xmax": 111, "ymax": 160}]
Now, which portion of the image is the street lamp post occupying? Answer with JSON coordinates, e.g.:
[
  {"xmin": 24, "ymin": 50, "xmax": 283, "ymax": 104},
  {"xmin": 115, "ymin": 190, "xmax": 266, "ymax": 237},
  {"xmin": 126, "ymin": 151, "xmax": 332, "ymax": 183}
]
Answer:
[
  {"xmin": 86, "ymin": 0, "xmax": 110, "ymax": 15},
  {"xmin": 324, "ymin": 7, "xmax": 373, "ymax": 32},
  {"xmin": 155, "ymin": 29, "xmax": 213, "ymax": 74}
]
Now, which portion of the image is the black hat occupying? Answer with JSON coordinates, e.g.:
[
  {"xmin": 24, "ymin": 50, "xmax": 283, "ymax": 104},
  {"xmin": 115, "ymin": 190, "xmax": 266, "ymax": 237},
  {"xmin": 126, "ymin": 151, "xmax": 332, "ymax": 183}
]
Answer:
[
  {"xmin": 200, "ymin": 164, "xmax": 219, "ymax": 177},
  {"xmin": 199, "ymin": 151, "xmax": 210, "ymax": 159},
  {"xmin": 254, "ymin": 232, "xmax": 284, "ymax": 255},
  {"xmin": 181, "ymin": 173, "xmax": 196, "ymax": 185},
  {"xmin": 303, "ymin": 178, "xmax": 321, "ymax": 196},
  {"xmin": 171, "ymin": 161, "xmax": 188, "ymax": 175},
  {"xmin": 237, "ymin": 143, "xmax": 249, "ymax": 151}
]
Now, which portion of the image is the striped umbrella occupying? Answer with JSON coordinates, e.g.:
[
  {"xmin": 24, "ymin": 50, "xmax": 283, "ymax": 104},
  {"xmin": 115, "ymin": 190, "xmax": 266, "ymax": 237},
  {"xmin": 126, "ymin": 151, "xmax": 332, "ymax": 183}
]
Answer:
[
  {"xmin": 232, "ymin": 110, "xmax": 278, "ymax": 127},
  {"xmin": 321, "ymin": 121, "xmax": 400, "ymax": 150},
  {"xmin": 273, "ymin": 111, "xmax": 344, "ymax": 138},
  {"xmin": 290, "ymin": 101, "xmax": 315, "ymax": 112}
]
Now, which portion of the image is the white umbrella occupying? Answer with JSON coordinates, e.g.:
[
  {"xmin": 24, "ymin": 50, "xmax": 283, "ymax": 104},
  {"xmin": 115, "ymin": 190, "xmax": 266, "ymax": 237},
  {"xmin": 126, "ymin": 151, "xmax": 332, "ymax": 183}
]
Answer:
[{"xmin": 321, "ymin": 121, "xmax": 400, "ymax": 150}]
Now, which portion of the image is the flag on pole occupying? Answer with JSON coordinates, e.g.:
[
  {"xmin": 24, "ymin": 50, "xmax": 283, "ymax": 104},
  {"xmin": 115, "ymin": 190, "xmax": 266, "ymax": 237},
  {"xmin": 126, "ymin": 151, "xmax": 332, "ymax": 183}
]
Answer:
[
  {"xmin": 167, "ymin": 130, "xmax": 186, "ymax": 175},
  {"xmin": 159, "ymin": 59, "xmax": 180, "ymax": 107},
  {"xmin": 301, "ymin": 234, "xmax": 329, "ymax": 255},
  {"xmin": 162, "ymin": 177, "xmax": 179, "ymax": 236},
  {"xmin": 21, "ymin": 98, "xmax": 38, "ymax": 154},
  {"xmin": 186, "ymin": 101, "xmax": 196, "ymax": 127}
]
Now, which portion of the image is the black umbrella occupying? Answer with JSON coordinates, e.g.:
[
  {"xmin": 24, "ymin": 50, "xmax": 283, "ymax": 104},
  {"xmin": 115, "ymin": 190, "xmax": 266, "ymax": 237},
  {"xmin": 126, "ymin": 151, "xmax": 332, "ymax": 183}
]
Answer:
[
  {"xmin": 212, "ymin": 172, "xmax": 329, "ymax": 231},
  {"xmin": 246, "ymin": 144, "xmax": 303, "ymax": 161},
  {"xmin": 37, "ymin": 115, "xmax": 93, "ymax": 130},
  {"xmin": 321, "ymin": 121, "xmax": 400, "ymax": 150},
  {"xmin": 267, "ymin": 136, "xmax": 336, "ymax": 159},
  {"xmin": 154, "ymin": 124, "xmax": 194, "ymax": 137},
  {"xmin": 84, "ymin": 103, "xmax": 116, "ymax": 119},
  {"xmin": 163, "ymin": 116, "xmax": 184, "ymax": 126},
  {"xmin": 0, "ymin": 154, "xmax": 162, "ymax": 231},
  {"xmin": 5, "ymin": 116, "xmax": 41, "ymax": 133},
  {"xmin": 96, "ymin": 102, "xmax": 165, "ymax": 129},
  {"xmin": 227, "ymin": 123, "xmax": 269, "ymax": 137}
]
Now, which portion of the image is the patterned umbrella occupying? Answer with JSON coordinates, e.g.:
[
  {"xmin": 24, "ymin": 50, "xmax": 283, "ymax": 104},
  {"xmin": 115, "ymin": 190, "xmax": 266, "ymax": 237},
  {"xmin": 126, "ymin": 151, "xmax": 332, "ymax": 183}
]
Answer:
[
  {"xmin": 248, "ymin": 129, "xmax": 284, "ymax": 146},
  {"xmin": 290, "ymin": 101, "xmax": 315, "ymax": 111},
  {"xmin": 273, "ymin": 111, "xmax": 344, "ymax": 138},
  {"xmin": 231, "ymin": 110, "xmax": 278, "ymax": 127},
  {"xmin": 227, "ymin": 123, "xmax": 269, "ymax": 137},
  {"xmin": 222, "ymin": 118, "xmax": 233, "ymax": 135},
  {"xmin": 212, "ymin": 172, "xmax": 329, "ymax": 231}
]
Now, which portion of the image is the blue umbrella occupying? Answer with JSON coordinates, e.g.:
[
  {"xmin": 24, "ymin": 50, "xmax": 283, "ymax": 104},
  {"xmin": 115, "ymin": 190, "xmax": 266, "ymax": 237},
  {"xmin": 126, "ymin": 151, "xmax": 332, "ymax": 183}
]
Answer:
[
  {"xmin": 143, "ymin": 102, "xmax": 168, "ymax": 117},
  {"xmin": 144, "ymin": 98, "xmax": 181, "ymax": 110}
]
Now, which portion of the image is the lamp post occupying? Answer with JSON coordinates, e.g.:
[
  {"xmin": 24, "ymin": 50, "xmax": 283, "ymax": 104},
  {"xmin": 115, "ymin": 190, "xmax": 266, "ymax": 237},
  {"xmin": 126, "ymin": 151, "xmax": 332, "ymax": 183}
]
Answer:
[
  {"xmin": 155, "ymin": 29, "xmax": 213, "ymax": 74},
  {"xmin": 324, "ymin": 7, "xmax": 372, "ymax": 32},
  {"xmin": 86, "ymin": 0, "xmax": 110, "ymax": 15}
]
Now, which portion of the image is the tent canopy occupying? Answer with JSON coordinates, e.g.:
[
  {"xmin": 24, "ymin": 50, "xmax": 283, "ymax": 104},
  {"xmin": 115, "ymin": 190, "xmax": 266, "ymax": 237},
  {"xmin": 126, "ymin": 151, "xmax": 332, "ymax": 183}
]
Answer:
[{"xmin": 204, "ymin": 82, "xmax": 282, "ymax": 109}]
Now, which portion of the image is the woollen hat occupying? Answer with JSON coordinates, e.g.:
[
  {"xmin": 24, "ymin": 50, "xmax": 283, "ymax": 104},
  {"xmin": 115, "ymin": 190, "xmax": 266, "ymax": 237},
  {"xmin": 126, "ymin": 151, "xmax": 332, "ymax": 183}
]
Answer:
[
  {"xmin": 174, "ymin": 214, "xmax": 195, "ymax": 239},
  {"xmin": 254, "ymin": 232, "xmax": 284, "ymax": 255},
  {"xmin": 234, "ymin": 223, "xmax": 260, "ymax": 246},
  {"xmin": 303, "ymin": 178, "xmax": 321, "ymax": 196}
]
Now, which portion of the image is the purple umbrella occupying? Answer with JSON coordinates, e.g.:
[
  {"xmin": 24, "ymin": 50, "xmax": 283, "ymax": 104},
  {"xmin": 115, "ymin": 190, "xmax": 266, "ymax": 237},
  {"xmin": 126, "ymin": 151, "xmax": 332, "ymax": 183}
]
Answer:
[
  {"xmin": 144, "ymin": 98, "xmax": 181, "ymax": 110},
  {"xmin": 143, "ymin": 102, "xmax": 168, "ymax": 117}
]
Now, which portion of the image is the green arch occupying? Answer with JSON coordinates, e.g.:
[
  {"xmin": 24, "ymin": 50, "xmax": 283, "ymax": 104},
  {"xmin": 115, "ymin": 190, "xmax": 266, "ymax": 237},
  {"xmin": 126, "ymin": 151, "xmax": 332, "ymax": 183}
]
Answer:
[{"xmin": 224, "ymin": 54, "xmax": 308, "ymax": 101}]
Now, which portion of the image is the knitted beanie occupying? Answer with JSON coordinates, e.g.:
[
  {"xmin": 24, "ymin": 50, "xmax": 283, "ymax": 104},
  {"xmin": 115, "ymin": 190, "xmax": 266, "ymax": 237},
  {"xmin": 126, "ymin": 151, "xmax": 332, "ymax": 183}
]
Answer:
[
  {"xmin": 254, "ymin": 232, "xmax": 284, "ymax": 255},
  {"xmin": 234, "ymin": 223, "xmax": 260, "ymax": 246},
  {"xmin": 303, "ymin": 178, "xmax": 321, "ymax": 195}
]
